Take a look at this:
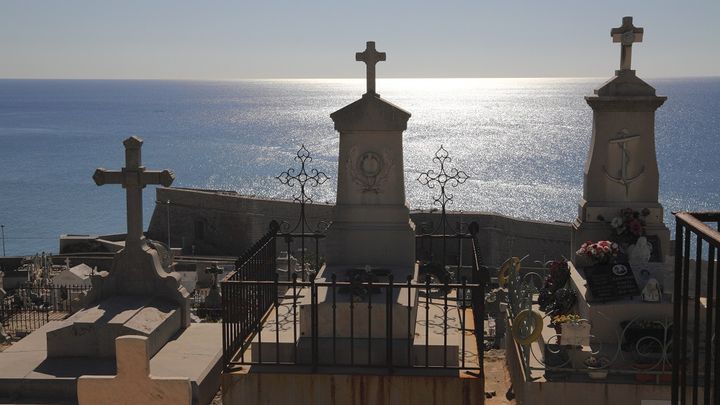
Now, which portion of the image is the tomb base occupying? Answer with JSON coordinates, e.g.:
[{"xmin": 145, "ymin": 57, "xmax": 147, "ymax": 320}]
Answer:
[
  {"xmin": 223, "ymin": 367, "xmax": 484, "ymax": 405},
  {"xmin": 0, "ymin": 322, "xmax": 222, "ymax": 405},
  {"xmin": 568, "ymin": 262, "xmax": 674, "ymax": 343},
  {"xmin": 46, "ymin": 295, "xmax": 181, "ymax": 358}
]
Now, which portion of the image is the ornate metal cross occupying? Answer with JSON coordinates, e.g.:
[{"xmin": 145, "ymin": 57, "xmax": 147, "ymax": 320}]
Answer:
[
  {"xmin": 611, "ymin": 16, "xmax": 644, "ymax": 71},
  {"xmin": 356, "ymin": 41, "xmax": 386, "ymax": 96},
  {"xmin": 93, "ymin": 136, "xmax": 175, "ymax": 250},
  {"xmin": 417, "ymin": 146, "xmax": 469, "ymax": 214},
  {"xmin": 277, "ymin": 145, "xmax": 328, "ymax": 206},
  {"xmin": 603, "ymin": 129, "xmax": 645, "ymax": 197},
  {"xmin": 277, "ymin": 145, "xmax": 329, "ymax": 233}
]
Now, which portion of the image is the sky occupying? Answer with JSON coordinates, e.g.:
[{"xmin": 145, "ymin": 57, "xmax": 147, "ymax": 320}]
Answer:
[{"xmin": 1, "ymin": 0, "xmax": 718, "ymax": 79}]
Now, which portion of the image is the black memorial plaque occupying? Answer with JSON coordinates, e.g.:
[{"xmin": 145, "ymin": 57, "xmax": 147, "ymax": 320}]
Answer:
[{"xmin": 584, "ymin": 263, "xmax": 640, "ymax": 303}]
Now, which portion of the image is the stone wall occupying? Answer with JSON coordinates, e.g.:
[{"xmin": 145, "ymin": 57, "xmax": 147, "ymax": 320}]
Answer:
[{"xmin": 147, "ymin": 187, "xmax": 571, "ymax": 266}]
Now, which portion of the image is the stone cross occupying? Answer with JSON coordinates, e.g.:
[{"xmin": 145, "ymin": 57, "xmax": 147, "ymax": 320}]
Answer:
[
  {"xmin": 356, "ymin": 41, "xmax": 386, "ymax": 96},
  {"xmin": 611, "ymin": 16, "xmax": 644, "ymax": 71},
  {"xmin": 77, "ymin": 335, "xmax": 192, "ymax": 405},
  {"xmin": 93, "ymin": 137, "xmax": 174, "ymax": 250}
]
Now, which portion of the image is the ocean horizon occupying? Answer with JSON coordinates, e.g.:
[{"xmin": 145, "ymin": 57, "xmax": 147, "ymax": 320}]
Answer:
[{"xmin": 1, "ymin": 77, "xmax": 718, "ymax": 255}]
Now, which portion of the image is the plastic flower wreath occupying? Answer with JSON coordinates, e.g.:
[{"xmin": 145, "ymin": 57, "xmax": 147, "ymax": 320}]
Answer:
[{"xmin": 576, "ymin": 240, "xmax": 620, "ymax": 262}]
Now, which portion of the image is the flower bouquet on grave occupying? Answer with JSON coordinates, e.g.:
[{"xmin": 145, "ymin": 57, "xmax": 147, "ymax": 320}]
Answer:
[
  {"xmin": 537, "ymin": 260, "xmax": 571, "ymax": 313},
  {"xmin": 576, "ymin": 240, "xmax": 620, "ymax": 266},
  {"xmin": 584, "ymin": 356, "xmax": 610, "ymax": 379},
  {"xmin": 607, "ymin": 208, "xmax": 650, "ymax": 246},
  {"xmin": 550, "ymin": 314, "xmax": 587, "ymax": 345}
]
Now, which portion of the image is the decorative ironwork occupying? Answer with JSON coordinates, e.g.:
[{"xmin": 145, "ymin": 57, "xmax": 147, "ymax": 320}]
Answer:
[
  {"xmin": 276, "ymin": 145, "xmax": 330, "ymax": 281},
  {"xmin": 416, "ymin": 146, "xmax": 470, "ymax": 278},
  {"xmin": 1, "ymin": 283, "xmax": 91, "ymax": 338},
  {"xmin": 276, "ymin": 145, "xmax": 329, "ymax": 233},
  {"xmin": 501, "ymin": 256, "xmax": 678, "ymax": 385},
  {"xmin": 417, "ymin": 145, "xmax": 469, "ymax": 220}
]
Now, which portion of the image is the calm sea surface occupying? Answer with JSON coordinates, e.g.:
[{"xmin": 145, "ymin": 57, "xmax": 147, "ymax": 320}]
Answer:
[{"xmin": 0, "ymin": 78, "xmax": 718, "ymax": 255}]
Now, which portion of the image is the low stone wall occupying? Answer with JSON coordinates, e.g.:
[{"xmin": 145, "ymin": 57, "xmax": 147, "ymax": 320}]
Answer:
[
  {"xmin": 223, "ymin": 368, "xmax": 485, "ymax": 405},
  {"xmin": 147, "ymin": 187, "xmax": 571, "ymax": 266}
]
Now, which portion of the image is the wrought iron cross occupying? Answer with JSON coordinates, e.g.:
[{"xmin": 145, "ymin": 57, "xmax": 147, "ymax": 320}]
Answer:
[
  {"xmin": 611, "ymin": 16, "xmax": 644, "ymax": 71},
  {"xmin": 356, "ymin": 41, "xmax": 386, "ymax": 96},
  {"xmin": 93, "ymin": 136, "xmax": 174, "ymax": 249},
  {"xmin": 277, "ymin": 145, "xmax": 329, "ymax": 206},
  {"xmin": 417, "ymin": 146, "xmax": 469, "ymax": 213}
]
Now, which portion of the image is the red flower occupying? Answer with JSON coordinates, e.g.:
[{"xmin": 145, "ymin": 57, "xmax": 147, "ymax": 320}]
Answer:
[{"xmin": 629, "ymin": 219, "xmax": 643, "ymax": 236}]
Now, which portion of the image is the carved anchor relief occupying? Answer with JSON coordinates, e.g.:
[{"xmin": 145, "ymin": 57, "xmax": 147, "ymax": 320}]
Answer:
[
  {"xmin": 348, "ymin": 147, "xmax": 393, "ymax": 193},
  {"xmin": 603, "ymin": 129, "xmax": 645, "ymax": 197}
]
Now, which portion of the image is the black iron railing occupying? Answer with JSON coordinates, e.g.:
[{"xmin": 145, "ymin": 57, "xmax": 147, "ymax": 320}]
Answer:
[
  {"xmin": 0, "ymin": 283, "xmax": 91, "ymax": 337},
  {"xmin": 222, "ymin": 221, "xmax": 279, "ymax": 364},
  {"xmin": 220, "ymin": 222, "xmax": 487, "ymax": 373},
  {"xmin": 672, "ymin": 212, "xmax": 720, "ymax": 405}
]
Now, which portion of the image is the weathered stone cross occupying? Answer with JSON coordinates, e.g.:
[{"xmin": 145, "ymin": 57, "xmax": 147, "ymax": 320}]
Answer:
[
  {"xmin": 77, "ymin": 336, "xmax": 191, "ymax": 405},
  {"xmin": 356, "ymin": 41, "xmax": 386, "ymax": 96},
  {"xmin": 611, "ymin": 16, "xmax": 644, "ymax": 71},
  {"xmin": 93, "ymin": 136, "xmax": 174, "ymax": 250}
]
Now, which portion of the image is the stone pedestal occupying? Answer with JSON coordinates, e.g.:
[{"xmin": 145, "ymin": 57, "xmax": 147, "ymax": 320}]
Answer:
[
  {"xmin": 568, "ymin": 262, "xmax": 673, "ymax": 343},
  {"xmin": 326, "ymin": 94, "xmax": 415, "ymax": 270}
]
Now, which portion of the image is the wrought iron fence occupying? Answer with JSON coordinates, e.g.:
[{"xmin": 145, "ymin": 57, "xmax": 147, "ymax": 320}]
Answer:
[
  {"xmin": 222, "ymin": 221, "xmax": 279, "ymax": 363},
  {"xmin": 221, "ymin": 224, "xmax": 487, "ymax": 372},
  {"xmin": 0, "ymin": 283, "xmax": 91, "ymax": 337},
  {"xmin": 672, "ymin": 211, "xmax": 720, "ymax": 405}
]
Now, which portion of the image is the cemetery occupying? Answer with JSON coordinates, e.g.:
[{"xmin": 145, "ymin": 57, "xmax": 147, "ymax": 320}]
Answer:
[{"xmin": 0, "ymin": 15, "xmax": 717, "ymax": 405}]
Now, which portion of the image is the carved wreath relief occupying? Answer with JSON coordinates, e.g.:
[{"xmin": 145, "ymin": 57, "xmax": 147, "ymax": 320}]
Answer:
[{"xmin": 348, "ymin": 146, "xmax": 393, "ymax": 193}]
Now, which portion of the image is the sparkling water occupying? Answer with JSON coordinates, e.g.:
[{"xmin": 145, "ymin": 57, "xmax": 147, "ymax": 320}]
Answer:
[{"xmin": 0, "ymin": 78, "xmax": 718, "ymax": 255}]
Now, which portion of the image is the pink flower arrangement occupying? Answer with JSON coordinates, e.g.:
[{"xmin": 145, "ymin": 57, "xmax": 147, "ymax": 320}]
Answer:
[{"xmin": 576, "ymin": 240, "xmax": 620, "ymax": 262}]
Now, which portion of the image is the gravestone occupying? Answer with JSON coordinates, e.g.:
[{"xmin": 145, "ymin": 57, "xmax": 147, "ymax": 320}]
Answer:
[
  {"xmin": 285, "ymin": 42, "xmax": 456, "ymax": 367},
  {"xmin": 46, "ymin": 136, "xmax": 191, "ymax": 358},
  {"xmin": 572, "ymin": 16, "xmax": 669, "ymax": 256},
  {"xmin": 77, "ymin": 335, "xmax": 192, "ymax": 405},
  {"xmin": 325, "ymin": 41, "xmax": 415, "ymax": 271},
  {"xmin": 568, "ymin": 17, "xmax": 673, "ymax": 343}
]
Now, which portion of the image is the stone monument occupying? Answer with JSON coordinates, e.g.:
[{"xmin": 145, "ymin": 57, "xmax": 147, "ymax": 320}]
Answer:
[
  {"xmin": 569, "ymin": 16, "xmax": 671, "ymax": 342},
  {"xmin": 46, "ymin": 136, "xmax": 191, "ymax": 358},
  {"xmin": 325, "ymin": 41, "xmax": 415, "ymax": 270},
  {"xmin": 572, "ymin": 16, "xmax": 668, "ymax": 256}
]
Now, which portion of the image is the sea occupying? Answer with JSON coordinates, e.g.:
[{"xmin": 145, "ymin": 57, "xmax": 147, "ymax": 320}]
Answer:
[{"xmin": 0, "ymin": 78, "xmax": 718, "ymax": 256}]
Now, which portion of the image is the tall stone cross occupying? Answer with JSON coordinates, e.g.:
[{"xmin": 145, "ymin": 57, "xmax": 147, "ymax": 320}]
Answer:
[
  {"xmin": 356, "ymin": 41, "xmax": 386, "ymax": 96},
  {"xmin": 611, "ymin": 16, "xmax": 644, "ymax": 71},
  {"xmin": 93, "ymin": 136, "xmax": 174, "ymax": 250}
]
